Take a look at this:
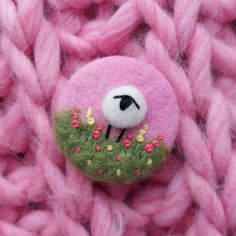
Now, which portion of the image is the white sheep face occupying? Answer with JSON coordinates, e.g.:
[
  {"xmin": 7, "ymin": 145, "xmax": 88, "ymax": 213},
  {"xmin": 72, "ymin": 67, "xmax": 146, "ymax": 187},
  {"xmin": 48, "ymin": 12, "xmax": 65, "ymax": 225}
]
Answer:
[{"xmin": 102, "ymin": 86, "xmax": 147, "ymax": 129}]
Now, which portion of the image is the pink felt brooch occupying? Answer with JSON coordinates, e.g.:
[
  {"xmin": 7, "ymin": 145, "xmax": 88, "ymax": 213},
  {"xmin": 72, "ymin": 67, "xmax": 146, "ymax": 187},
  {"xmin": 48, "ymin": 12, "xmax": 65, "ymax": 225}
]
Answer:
[{"xmin": 53, "ymin": 56, "xmax": 179, "ymax": 183}]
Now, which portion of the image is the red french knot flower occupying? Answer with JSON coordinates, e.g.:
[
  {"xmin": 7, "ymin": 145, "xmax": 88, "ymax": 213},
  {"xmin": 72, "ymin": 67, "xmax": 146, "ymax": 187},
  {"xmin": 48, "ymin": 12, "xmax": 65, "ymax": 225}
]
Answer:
[
  {"xmin": 123, "ymin": 139, "xmax": 131, "ymax": 148},
  {"xmin": 95, "ymin": 146, "xmax": 101, "ymax": 152},
  {"xmin": 157, "ymin": 135, "xmax": 164, "ymax": 141},
  {"xmin": 98, "ymin": 168, "xmax": 104, "ymax": 175},
  {"xmin": 135, "ymin": 169, "xmax": 141, "ymax": 176},
  {"xmin": 127, "ymin": 134, "xmax": 133, "ymax": 141},
  {"xmin": 152, "ymin": 140, "xmax": 160, "ymax": 148},
  {"xmin": 97, "ymin": 124, "xmax": 103, "ymax": 131},
  {"xmin": 72, "ymin": 120, "xmax": 80, "ymax": 128},
  {"xmin": 72, "ymin": 113, "xmax": 78, "ymax": 119},
  {"xmin": 75, "ymin": 147, "xmax": 81, "ymax": 153},
  {"xmin": 145, "ymin": 144, "xmax": 153, "ymax": 153},
  {"xmin": 94, "ymin": 130, "xmax": 101, "ymax": 135},
  {"xmin": 115, "ymin": 156, "xmax": 121, "ymax": 161},
  {"xmin": 93, "ymin": 130, "xmax": 101, "ymax": 140},
  {"xmin": 93, "ymin": 134, "xmax": 100, "ymax": 140}
]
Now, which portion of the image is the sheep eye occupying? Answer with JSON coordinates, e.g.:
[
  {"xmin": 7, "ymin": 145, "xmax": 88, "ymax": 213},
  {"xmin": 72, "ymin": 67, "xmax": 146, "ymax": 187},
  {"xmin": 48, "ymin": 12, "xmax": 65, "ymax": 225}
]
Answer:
[
  {"xmin": 113, "ymin": 95, "xmax": 140, "ymax": 111},
  {"xmin": 102, "ymin": 86, "xmax": 147, "ymax": 129}
]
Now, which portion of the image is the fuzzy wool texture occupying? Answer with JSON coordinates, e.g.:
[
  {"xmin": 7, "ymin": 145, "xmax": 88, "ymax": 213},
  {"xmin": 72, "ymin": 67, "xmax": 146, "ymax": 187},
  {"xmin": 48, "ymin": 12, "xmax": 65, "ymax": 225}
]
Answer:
[
  {"xmin": 0, "ymin": 1, "xmax": 236, "ymax": 236},
  {"xmin": 54, "ymin": 109, "xmax": 169, "ymax": 184}
]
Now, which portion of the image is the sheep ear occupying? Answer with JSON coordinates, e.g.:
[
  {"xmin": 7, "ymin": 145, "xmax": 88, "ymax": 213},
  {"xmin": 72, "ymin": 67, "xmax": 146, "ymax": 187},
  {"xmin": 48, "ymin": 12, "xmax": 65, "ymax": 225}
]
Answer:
[{"xmin": 131, "ymin": 97, "xmax": 140, "ymax": 110}]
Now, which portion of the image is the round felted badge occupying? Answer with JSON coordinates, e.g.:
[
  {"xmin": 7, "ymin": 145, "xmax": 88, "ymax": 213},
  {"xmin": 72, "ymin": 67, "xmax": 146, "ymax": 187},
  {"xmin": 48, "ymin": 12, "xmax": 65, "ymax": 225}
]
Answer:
[{"xmin": 53, "ymin": 56, "xmax": 179, "ymax": 184}]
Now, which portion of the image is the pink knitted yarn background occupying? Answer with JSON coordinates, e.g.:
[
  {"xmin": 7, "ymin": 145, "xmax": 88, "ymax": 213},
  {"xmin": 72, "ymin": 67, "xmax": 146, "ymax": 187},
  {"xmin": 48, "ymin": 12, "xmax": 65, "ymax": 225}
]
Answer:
[{"xmin": 0, "ymin": 0, "xmax": 236, "ymax": 235}]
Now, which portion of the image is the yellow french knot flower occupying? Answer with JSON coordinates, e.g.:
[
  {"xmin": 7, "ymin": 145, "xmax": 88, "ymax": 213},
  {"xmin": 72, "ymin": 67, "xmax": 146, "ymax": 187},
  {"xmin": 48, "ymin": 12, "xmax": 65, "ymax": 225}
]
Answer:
[
  {"xmin": 87, "ymin": 160, "xmax": 92, "ymax": 165},
  {"xmin": 136, "ymin": 134, "xmax": 144, "ymax": 143},
  {"xmin": 138, "ymin": 129, "xmax": 146, "ymax": 136},
  {"xmin": 147, "ymin": 159, "xmax": 152, "ymax": 165},
  {"xmin": 107, "ymin": 145, "xmax": 113, "ymax": 152},
  {"xmin": 116, "ymin": 169, "xmax": 121, "ymax": 176},
  {"xmin": 86, "ymin": 107, "xmax": 93, "ymax": 118},
  {"xmin": 143, "ymin": 124, "xmax": 149, "ymax": 131},
  {"xmin": 87, "ymin": 117, "xmax": 95, "ymax": 126}
]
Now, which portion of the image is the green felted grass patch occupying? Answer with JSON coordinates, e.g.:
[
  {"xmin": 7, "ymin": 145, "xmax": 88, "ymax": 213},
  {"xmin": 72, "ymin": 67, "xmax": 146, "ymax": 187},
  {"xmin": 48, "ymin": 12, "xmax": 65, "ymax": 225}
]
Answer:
[{"xmin": 54, "ymin": 109, "xmax": 169, "ymax": 184}]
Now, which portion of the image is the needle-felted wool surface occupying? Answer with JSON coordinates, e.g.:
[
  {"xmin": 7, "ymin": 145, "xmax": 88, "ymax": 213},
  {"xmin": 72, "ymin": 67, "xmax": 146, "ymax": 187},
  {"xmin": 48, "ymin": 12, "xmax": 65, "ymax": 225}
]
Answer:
[
  {"xmin": 53, "ymin": 57, "xmax": 178, "ymax": 183},
  {"xmin": 0, "ymin": 0, "xmax": 236, "ymax": 235}
]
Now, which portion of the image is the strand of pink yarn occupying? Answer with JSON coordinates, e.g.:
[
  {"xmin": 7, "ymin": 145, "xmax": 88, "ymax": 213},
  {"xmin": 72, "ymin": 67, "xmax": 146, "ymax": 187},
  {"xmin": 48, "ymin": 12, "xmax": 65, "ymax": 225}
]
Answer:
[{"xmin": 0, "ymin": 0, "xmax": 235, "ymax": 235}]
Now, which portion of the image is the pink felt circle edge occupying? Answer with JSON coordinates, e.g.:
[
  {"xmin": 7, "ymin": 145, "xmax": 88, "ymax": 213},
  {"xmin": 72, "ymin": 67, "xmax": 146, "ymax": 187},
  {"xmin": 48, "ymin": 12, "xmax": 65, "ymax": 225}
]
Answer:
[{"xmin": 52, "ymin": 56, "xmax": 180, "ymax": 148}]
